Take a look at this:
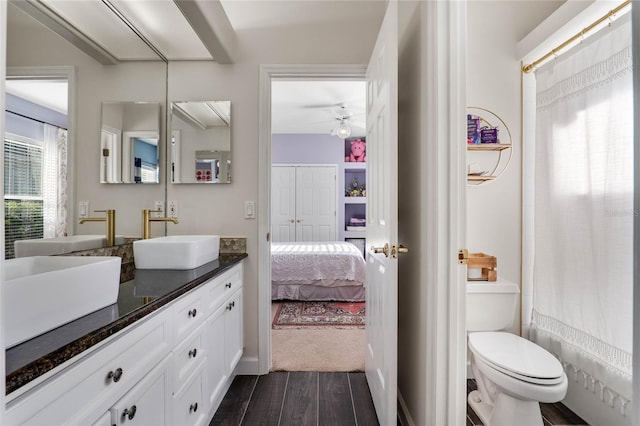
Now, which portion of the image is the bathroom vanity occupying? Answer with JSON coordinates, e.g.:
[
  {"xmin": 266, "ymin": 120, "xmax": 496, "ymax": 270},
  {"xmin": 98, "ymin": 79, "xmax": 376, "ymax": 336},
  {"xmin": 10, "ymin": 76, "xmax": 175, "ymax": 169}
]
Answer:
[{"xmin": 5, "ymin": 254, "xmax": 246, "ymax": 426}]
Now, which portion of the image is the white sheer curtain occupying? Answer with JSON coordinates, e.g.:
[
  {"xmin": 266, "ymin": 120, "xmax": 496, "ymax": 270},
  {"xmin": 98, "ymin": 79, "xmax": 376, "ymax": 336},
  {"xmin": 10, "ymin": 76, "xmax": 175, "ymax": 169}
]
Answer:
[
  {"xmin": 42, "ymin": 124, "xmax": 67, "ymax": 238},
  {"xmin": 531, "ymin": 13, "xmax": 633, "ymax": 415}
]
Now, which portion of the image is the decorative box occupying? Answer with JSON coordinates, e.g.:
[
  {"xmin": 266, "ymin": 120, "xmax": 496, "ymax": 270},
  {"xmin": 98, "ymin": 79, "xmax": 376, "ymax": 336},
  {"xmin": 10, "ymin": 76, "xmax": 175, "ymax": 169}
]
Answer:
[{"xmin": 467, "ymin": 252, "xmax": 497, "ymax": 281}]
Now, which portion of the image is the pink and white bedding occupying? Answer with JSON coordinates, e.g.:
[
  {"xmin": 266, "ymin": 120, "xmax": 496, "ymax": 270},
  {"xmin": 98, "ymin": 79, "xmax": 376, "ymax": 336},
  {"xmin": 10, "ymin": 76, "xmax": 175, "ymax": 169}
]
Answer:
[{"xmin": 271, "ymin": 241, "xmax": 366, "ymax": 301}]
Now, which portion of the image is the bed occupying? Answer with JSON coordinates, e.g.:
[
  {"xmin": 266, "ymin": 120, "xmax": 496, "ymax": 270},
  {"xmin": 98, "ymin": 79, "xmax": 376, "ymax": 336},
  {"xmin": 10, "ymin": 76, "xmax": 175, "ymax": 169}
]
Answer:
[{"xmin": 271, "ymin": 241, "xmax": 366, "ymax": 302}]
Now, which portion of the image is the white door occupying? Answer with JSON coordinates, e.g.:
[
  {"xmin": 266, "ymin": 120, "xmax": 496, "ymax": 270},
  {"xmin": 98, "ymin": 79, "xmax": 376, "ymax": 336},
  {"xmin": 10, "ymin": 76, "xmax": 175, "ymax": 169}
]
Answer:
[
  {"xmin": 365, "ymin": 2, "xmax": 399, "ymax": 425},
  {"xmin": 271, "ymin": 166, "xmax": 296, "ymax": 242},
  {"xmin": 295, "ymin": 166, "xmax": 336, "ymax": 241}
]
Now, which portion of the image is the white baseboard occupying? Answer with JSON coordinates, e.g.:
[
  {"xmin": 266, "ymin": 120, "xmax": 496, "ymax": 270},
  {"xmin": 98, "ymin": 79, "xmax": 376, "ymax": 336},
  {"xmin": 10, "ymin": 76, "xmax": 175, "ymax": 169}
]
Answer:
[
  {"xmin": 235, "ymin": 356, "xmax": 260, "ymax": 375},
  {"xmin": 397, "ymin": 391, "xmax": 416, "ymax": 426}
]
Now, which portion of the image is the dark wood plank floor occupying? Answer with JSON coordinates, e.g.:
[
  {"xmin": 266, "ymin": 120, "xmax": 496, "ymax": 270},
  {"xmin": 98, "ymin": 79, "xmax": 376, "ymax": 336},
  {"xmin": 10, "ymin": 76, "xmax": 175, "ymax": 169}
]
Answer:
[
  {"xmin": 210, "ymin": 372, "xmax": 379, "ymax": 426},
  {"xmin": 212, "ymin": 374, "xmax": 589, "ymax": 426},
  {"xmin": 466, "ymin": 379, "xmax": 589, "ymax": 426}
]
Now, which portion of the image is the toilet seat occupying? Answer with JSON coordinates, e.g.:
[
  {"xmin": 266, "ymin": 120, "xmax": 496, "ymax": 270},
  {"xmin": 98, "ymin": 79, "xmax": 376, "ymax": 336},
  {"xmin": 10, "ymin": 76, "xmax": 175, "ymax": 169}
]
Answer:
[{"xmin": 469, "ymin": 332, "xmax": 564, "ymax": 385}]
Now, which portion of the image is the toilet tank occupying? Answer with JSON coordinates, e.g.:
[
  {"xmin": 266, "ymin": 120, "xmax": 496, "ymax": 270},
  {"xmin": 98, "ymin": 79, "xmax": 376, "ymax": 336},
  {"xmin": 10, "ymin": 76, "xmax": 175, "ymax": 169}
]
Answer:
[{"xmin": 467, "ymin": 280, "xmax": 520, "ymax": 332}]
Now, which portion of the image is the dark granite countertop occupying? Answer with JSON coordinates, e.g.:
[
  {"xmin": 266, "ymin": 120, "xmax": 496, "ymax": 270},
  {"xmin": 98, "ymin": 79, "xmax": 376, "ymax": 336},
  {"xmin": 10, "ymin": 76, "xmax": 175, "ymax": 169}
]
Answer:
[{"xmin": 5, "ymin": 253, "xmax": 247, "ymax": 395}]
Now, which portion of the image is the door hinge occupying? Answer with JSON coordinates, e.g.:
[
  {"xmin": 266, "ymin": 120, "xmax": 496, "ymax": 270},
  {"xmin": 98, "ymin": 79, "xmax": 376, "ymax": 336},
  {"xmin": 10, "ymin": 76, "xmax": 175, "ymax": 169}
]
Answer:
[
  {"xmin": 267, "ymin": 232, "xmax": 270, "ymax": 242},
  {"xmin": 458, "ymin": 249, "xmax": 469, "ymax": 265}
]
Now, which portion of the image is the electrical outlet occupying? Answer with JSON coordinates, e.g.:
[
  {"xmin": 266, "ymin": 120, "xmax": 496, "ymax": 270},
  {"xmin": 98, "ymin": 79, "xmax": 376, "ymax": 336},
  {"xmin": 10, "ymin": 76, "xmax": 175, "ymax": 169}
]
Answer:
[
  {"xmin": 154, "ymin": 201, "xmax": 164, "ymax": 217},
  {"xmin": 79, "ymin": 201, "xmax": 89, "ymax": 218},
  {"xmin": 168, "ymin": 200, "xmax": 178, "ymax": 218}
]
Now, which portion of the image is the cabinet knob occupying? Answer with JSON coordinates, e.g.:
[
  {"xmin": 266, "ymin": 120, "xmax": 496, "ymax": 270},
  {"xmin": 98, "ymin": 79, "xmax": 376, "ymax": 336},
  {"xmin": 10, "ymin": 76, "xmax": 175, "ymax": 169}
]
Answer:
[
  {"xmin": 190, "ymin": 402, "xmax": 199, "ymax": 413},
  {"xmin": 188, "ymin": 308, "xmax": 197, "ymax": 318},
  {"xmin": 122, "ymin": 405, "xmax": 137, "ymax": 420},
  {"xmin": 227, "ymin": 301, "xmax": 235, "ymax": 310},
  {"xmin": 189, "ymin": 348, "xmax": 198, "ymax": 358},
  {"xmin": 225, "ymin": 282, "xmax": 232, "ymax": 289},
  {"xmin": 107, "ymin": 367, "xmax": 123, "ymax": 383}
]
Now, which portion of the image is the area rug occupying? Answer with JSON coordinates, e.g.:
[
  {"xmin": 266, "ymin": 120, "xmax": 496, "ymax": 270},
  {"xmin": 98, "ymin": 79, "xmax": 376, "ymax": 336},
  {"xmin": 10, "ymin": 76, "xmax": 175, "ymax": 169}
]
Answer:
[{"xmin": 272, "ymin": 301, "xmax": 365, "ymax": 329}]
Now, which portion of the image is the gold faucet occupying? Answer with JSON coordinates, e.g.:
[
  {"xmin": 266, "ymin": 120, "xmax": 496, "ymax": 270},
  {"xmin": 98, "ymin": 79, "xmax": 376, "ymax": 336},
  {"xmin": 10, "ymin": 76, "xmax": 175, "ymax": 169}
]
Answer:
[
  {"xmin": 142, "ymin": 209, "xmax": 178, "ymax": 239},
  {"xmin": 79, "ymin": 209, "xmax": 116, "ymax": 246}
]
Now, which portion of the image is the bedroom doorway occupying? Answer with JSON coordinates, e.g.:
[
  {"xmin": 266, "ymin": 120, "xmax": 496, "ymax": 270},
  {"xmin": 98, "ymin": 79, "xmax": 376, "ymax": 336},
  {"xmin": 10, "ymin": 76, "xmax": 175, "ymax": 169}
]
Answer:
[{"xmin": 269, "ymin": 79, "xmax": 368, "ymax": 372}]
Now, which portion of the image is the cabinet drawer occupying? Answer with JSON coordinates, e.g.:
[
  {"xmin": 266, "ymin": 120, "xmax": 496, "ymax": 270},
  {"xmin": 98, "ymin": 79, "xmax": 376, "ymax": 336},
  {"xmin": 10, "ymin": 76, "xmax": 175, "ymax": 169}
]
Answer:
[
  {"xmin": 206, "ymin": 265, "xmax": 242, "ymax": 315},
  {"xmin": 7, "ymin": 308, "xmax": 172, "ymax": 426},
  {"xmin": 111, "ymin": 355, "xmax": 172, "ymax": 426},
  {"xmin": 173, "ymin": 286, "xmax": 206, "ymax": 344},
  {"xmin": 173, "ymin": 363, "xmax": 208, "ymax": 426},
  {"xmin": 173, "ymin": 323, "xmax": 206, "ymax": 393}
]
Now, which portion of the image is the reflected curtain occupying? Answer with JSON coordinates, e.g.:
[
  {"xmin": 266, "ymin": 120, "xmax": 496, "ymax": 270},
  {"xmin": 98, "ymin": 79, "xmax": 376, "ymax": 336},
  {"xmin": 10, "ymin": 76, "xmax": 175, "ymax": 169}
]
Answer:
[
  {"xmin": 42, "ymin": 124, "xmax": 67, "ymax": 238},
  {"xmin": 531, "ymin": 14, "xmax": 633, "ymax": 415}
]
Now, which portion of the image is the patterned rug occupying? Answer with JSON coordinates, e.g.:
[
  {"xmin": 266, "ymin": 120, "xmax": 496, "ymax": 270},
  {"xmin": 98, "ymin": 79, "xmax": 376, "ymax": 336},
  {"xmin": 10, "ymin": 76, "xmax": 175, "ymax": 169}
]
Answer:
[{"xmin": 272, "ymin": 301, "xmax": 365, "ymax": 329}]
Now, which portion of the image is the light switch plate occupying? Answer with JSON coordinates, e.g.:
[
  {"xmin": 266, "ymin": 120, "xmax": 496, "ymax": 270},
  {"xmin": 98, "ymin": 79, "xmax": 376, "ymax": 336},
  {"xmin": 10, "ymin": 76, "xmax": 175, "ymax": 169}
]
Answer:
[
  {"xmin": 79, "ymin": 201, "xmax": 89, "ymax": 218},
  {"xmin": 244, "ymin": 201, "xmax": 256, "ymax": 219}
]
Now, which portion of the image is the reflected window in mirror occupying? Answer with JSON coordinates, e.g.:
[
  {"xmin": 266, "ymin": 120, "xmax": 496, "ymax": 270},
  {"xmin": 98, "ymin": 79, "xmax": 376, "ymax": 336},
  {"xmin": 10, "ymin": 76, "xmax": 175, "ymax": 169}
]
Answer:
[
  {"xmin": 170, "ymin": 101, "xmax": 231, "ymax": 184},
  {"xmin": 4, "ymin": 79, "xmax": 69, "ymax": 259},
  {"xmin": 100, "ymin": 102, "xmax": 160, "ymax": 184}
]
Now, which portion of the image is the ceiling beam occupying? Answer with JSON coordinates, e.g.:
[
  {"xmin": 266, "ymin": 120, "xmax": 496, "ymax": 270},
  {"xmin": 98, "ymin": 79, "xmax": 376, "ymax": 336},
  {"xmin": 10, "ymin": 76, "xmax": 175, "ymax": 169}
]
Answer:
[
  {"xmin": 10, "ymin": 0, "xmax": 119, "ymax": 65},
  {"xmin": 173, "ymin": 0, "xmax": 236, "ymax": 64}
]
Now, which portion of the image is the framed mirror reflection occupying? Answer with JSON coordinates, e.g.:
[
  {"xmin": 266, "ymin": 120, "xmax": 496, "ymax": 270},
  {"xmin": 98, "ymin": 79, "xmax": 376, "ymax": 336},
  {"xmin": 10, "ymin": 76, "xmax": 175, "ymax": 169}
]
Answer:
[
  {"xmin": 100, "ymin": 101, "xmax": 161, "ymax": 184},
  {"xmin": 170, "ymin": 101, "xmax": 231, "ymax": 184}
]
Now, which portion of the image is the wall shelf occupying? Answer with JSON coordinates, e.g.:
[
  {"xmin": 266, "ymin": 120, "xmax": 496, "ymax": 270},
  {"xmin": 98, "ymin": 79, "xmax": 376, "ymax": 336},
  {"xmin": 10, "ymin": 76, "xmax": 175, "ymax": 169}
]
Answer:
[{"xmin": 466, "ymin": 107, "xmax": 512, "ymax": 186}]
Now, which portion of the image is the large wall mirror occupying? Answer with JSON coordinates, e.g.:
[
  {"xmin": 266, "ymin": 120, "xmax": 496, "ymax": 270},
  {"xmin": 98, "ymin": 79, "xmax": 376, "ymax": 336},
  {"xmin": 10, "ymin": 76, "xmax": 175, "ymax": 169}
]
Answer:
[
  {"xmin": 170, "ymin": 101, "xmax": 231, "ymax": 184},
  {"xmin": 5, "ymin": 1, "xmax": 167, "ymax": 256},
  {"xmin": 101, "ymin": 101, "xmax": 161, "ymax": 184}
]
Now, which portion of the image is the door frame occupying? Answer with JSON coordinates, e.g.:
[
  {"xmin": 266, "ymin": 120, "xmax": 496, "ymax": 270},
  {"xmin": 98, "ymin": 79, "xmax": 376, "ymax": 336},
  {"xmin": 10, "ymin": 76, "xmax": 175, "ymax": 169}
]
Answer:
[{"xmin": 257, "ymin": 64, "xmax": 367, "ymax": 374}]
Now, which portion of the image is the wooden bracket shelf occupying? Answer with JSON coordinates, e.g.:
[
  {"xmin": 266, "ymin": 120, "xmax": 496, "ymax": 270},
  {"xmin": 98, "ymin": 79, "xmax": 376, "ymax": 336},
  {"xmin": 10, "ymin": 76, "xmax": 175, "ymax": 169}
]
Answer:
[
  {"xmin": 467, "ymin": 144, "xmax": 511, "ymax": 152},
  {"xmin": 467, "ymin": 175, "xmax": 497, "ymax": 182}
]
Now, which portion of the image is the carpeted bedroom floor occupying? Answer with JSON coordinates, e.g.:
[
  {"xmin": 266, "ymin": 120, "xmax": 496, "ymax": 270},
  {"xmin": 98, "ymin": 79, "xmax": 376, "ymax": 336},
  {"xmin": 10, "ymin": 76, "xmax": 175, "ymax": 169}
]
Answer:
[{"xmin": 270, "ymin": 302, "xmax": 365, "ymax": 372}]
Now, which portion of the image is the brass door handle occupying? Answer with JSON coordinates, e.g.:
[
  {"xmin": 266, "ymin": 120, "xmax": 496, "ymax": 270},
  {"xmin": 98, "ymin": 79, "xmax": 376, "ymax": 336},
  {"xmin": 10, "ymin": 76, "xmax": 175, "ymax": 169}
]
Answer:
[{"xmin": 371, "ymin": 243, "xmax": 389, "ymax": 257}]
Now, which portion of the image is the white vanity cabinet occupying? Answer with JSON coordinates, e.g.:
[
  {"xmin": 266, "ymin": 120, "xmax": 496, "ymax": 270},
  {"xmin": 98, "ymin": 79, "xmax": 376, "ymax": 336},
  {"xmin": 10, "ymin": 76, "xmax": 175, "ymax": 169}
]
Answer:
[
  {"xmin": 205, "ymin": 265, "xmax": 244, "ymax": 412},
  {"xmin": 5, "ymin": 261, "xmax": 245, "ymax": 426},
  {"xmin": 6, "ymin": 305, "xmax": 173, "ymax": 425}
]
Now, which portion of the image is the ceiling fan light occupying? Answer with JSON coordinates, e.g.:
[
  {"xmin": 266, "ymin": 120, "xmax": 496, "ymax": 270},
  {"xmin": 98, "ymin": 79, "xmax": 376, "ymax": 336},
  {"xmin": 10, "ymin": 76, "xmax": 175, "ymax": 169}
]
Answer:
[{"xmin": 335, "ymin": 122, "xmax": 351, "ymax": 139}]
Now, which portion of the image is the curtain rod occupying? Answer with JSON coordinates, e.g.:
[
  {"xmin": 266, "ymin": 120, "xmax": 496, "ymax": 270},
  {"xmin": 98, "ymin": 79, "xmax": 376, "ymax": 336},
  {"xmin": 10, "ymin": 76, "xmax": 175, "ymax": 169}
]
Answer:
[
  {"xmin": 522, "ymin": 0, "xmax": 631, "ymax": 73},
  {"xmin": 6, "ymin": 109, "xmax": 68, "ymax": 131}
]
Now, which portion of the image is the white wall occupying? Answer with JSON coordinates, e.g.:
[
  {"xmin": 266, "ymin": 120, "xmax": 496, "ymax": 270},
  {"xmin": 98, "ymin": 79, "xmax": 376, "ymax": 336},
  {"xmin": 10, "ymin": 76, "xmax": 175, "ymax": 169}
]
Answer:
[{"xmin": 165, "ymin": 14, "xmax": 384, "ymax": 364}]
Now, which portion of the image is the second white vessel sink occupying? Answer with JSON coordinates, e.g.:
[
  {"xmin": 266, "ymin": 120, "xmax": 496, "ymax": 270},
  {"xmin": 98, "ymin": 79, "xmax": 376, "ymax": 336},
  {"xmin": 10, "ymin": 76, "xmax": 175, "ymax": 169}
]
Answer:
[
  {"xmin": 133, "ymin": 235, "xmax": 220, "ymax": 270},
  {"xmin": 4, "ymin": 255, "xmax": 122, "ymax": 348}
]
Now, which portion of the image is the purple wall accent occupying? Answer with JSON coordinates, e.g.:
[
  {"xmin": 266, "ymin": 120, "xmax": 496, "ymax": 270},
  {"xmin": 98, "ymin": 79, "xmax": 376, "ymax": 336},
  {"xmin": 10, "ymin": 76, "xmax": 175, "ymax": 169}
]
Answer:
[{"xmin": 272, "ymin": 133, "xmax": 343, "ymax": 164}]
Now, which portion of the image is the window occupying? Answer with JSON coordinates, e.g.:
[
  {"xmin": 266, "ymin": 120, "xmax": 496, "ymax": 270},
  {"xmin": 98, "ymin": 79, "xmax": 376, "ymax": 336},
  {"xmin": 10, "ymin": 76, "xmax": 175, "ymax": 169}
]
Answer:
[{"xmin": 4, "ymin": 135, "xmax": 45, "ymax": 259}]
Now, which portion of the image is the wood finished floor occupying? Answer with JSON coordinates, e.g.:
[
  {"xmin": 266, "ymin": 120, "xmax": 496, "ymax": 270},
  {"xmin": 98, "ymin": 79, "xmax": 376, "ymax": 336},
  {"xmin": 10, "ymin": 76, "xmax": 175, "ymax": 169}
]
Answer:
[
  {"xmin": 210, "ymin": 372, "xmax": 379, "ymax": 426},
  {"xmin": 466, "ymin": 379, "xmax": 589, "ymax": 426},
  {"xmin": 211, "ymin": 374, "xmax": 589, "ymax": 426}
]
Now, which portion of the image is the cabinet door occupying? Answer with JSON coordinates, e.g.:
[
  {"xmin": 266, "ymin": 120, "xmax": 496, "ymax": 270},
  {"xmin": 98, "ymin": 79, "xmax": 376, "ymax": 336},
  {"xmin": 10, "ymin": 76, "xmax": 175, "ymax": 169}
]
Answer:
[
  {"xmin": 110, "ymin": 355, "xmax": 172, "ymax": 426},
  {"xmin": 224, "ymin": 290, "xmax": 243, "ymax": 373},
  {"xmin": 173, "ymin": 363, "xmax": 207, "ymax": 426},
  {"xmin": 206, "ymin": 303, "xmax": 227, "ymax": 409}
]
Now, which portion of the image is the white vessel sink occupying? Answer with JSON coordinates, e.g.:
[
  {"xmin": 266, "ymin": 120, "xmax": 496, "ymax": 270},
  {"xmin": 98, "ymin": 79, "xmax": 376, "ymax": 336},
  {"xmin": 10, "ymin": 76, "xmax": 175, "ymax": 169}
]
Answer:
[
  {"xmin": 133, "ymin": 235, "xmax": 220, "ymax": 270},
  {"xmin": 14, "ymin": 235, "xmax": 126, "ymax": 257},
  {"xmin": 4, "ymin": 256, "xmax": 122, "ymax": 348}
]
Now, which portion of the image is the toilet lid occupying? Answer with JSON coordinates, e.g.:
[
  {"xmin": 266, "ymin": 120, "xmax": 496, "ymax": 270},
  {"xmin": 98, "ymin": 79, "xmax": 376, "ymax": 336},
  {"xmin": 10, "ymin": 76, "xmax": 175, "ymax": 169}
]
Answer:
[{"xmin": 469, "ymin": 332, "xmax": 564, "ymax": 384}]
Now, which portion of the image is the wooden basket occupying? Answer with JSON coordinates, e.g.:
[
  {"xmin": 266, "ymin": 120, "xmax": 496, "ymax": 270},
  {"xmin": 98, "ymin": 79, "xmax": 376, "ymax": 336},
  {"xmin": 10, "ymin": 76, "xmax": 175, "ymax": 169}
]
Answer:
[{"xmin": 467, "ymin": 253, "xmax": 497, "ymax": 281}]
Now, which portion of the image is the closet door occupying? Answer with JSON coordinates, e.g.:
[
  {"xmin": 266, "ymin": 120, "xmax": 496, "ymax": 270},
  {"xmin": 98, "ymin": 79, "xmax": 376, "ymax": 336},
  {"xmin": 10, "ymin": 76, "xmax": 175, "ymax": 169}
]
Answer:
[
  {"xmin": 271, "ymin": 166, "xmax": 296, "ymax": 242},
  {"xmin": 295, "ymin": 166, "xmax": 336, "ymax": 241},
  {"xmin": 271, "ymin": 165, "xmax": 337, "ymax": 242}
]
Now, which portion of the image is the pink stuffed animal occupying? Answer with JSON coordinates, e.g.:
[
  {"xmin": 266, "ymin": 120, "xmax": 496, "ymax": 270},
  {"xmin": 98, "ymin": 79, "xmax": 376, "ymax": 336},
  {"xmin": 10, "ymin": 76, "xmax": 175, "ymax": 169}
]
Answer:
[{"xmin": 346, "ymin": 139, "xmax": 366, "ymax": 162}]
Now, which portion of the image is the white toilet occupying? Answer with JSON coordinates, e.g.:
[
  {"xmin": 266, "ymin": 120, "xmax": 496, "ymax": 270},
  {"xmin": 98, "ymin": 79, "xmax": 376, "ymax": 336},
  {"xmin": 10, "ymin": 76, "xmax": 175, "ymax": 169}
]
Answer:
[{"xmin": 467, "ymin": 281, "xmax": 568, "ymax": 426}]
